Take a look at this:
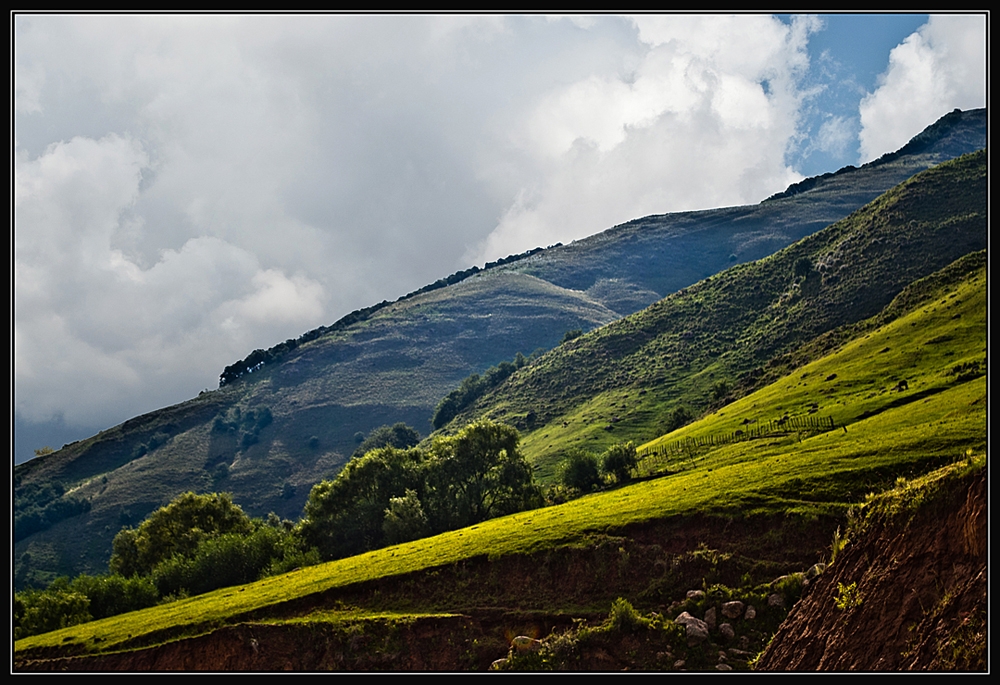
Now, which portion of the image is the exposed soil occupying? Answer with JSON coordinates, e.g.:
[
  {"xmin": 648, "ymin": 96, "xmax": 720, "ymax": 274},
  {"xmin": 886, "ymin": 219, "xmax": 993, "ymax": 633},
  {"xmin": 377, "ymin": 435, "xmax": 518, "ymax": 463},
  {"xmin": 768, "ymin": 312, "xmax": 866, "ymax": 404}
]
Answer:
[{"xmin": 755, "ymin": 468, "xmax": 986, "ymax": 671}]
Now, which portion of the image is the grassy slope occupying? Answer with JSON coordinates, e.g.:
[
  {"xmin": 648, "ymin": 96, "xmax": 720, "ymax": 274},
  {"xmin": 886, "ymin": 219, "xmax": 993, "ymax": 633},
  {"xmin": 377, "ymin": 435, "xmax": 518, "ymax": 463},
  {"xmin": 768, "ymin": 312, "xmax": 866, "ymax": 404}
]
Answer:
[
  {"xmin": 12, "ymin": 109, "xmax": 986, "ymax": 585},
  {"xmin": 450, "ymin": 151, "xmax": 986, "ymax": 477},
  {"xmin": 14, "ymin": 255, "xmax": 986, "ymax": 660}
]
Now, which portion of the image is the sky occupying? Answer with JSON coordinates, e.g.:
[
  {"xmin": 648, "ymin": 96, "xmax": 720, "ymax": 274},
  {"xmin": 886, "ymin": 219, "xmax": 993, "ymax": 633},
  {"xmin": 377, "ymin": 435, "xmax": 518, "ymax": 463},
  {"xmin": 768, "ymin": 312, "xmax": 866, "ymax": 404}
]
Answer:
[{"xmin": 12, "ymin": 12, "xmax": 987, "ymax": 463}]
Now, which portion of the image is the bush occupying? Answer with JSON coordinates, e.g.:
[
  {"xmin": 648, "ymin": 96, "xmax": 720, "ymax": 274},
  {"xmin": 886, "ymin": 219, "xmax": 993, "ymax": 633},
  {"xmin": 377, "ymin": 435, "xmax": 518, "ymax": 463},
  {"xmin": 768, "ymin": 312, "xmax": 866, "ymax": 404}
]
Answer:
[
  {"xmin": 600, "ymin": 442, "xmax": 638, "ymax": 484},
  {"xmin": 109, "ymin": 492, "xmax": 254, "ymax": 578},
  {"xmin": 605, "ymin": 597, "xmax": 650, "ymax": 633},
  {"xmin": 382, "ymin": 489, "xmax": 431, "ymax": 545},
  {"xmin": 559, "ymin": 449, "xmax": 602, "ymax": 492},
  {"xmin": 67, "ymin": 573, "xmax": 158, "ymax": 620},
  {"xmin": 14, "ymin": 588, "xmax": 91, "ymax": 640}
]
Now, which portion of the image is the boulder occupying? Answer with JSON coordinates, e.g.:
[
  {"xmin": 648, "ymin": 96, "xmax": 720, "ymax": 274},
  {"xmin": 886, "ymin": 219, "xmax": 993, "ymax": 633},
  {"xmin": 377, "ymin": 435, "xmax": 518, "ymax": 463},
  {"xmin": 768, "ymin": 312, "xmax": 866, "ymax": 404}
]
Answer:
[
  {"xmin": 675, "ymin": 611, "xmax": 710, "ymax": 645},
  {"xmin": 722, "ymin": 600, "xmax": 744, "ymax": 619}
]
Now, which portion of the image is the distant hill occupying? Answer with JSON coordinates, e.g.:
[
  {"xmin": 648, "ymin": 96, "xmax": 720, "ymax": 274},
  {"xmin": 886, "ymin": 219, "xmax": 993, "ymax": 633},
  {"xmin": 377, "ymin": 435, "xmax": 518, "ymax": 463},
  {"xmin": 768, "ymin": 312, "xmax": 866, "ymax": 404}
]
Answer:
[{"xmin": 13, "ymin": 108, "xmax": 986, "ymax": 586}]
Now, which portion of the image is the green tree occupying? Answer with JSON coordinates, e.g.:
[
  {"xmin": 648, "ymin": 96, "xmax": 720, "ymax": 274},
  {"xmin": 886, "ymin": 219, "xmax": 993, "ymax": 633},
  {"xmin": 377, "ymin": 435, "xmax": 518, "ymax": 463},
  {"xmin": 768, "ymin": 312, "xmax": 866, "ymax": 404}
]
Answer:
[
  {"xmin": 353, "ymin": 422, "xmax": 422, "ymax": 458},
  {"xmin": 793, "ymin": 256, "xmax": 814, "ymax": 280},
  {"xmin": 427, "ymin": 419, "xmax": 542, "ymax": 529},
  {"xmin": 14, "ymin": 587, "xmax": 91, "ymax": 640},
  {"xmin": 109, "ymin": 492, "xmax": 254, "ymax": 578},
  {"xmin": 665, "ymin": 406, "xmax": 694, "ymax": 433},
  {"xmin": 600, "ymin": 441, "xmax": 638, "ymax": 484},
  {"xmin": 382, "ymin": 489, "xmax": 431, "ymax": 545},
  {"xmin": 298, "ymin": 447, "xmax": 427, "ymax": 560},
  {"xmin": 66, "ymin": 573, "xmax": 158, "ymax": 620},
  {"xmin": 559, "ymin": 449, "xmax": 602, "ymax": 492}
]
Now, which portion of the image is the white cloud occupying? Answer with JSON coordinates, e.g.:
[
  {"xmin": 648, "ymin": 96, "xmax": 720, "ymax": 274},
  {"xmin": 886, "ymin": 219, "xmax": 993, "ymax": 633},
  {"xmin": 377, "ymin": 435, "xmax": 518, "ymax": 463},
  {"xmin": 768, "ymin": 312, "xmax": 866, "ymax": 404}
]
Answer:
[
  {"xmin": 813, "ymin": 115, "xmax": 853, "ymax": 158},
  {"xmin": 471, "ymin": 14, "xmax": 817, "ymax": 263},
  {"xmin": 858, "ymin": 14, "xmax": 986, "ymax": 163},
  {"xmin": 14, "ymin": 135, "xmax": 327, "ymax": 425}
]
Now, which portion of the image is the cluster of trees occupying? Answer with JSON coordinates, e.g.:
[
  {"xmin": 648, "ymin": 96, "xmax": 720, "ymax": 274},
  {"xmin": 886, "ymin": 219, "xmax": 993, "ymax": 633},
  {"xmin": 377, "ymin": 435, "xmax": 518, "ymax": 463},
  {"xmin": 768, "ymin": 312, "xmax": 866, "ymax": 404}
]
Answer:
[
  {"xmin": 14, "ymin": 492, "xmax": 318, "ymax": 640},
  {"xmin": 557, "ymin": 441, "xmax": 639, "ymax": 494},
  {"xmin": 432, "ymin": 351, "xmax": 542, "ymax": 430},
  {"xmin": 352, "ymin": 422, "xmax": 421, "ymax": 458},
  {"xmin": 299, "ymin": 420, "xmax": 542, "ymax": 559},
  {"xmin": 212, "ymin": 406, "xmax": 274, "ymax": 449},
  {"xmin": 15, "ymin": 419, "xmax": 542, "ymax": 639}
]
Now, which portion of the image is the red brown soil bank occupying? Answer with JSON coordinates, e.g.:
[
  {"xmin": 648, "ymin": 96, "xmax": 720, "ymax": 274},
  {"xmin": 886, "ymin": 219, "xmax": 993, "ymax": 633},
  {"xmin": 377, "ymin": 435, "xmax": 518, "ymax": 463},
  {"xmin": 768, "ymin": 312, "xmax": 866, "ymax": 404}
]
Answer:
[{"xmin": 755, "ymin": 468, "xmax": 986, "ymax": 671}]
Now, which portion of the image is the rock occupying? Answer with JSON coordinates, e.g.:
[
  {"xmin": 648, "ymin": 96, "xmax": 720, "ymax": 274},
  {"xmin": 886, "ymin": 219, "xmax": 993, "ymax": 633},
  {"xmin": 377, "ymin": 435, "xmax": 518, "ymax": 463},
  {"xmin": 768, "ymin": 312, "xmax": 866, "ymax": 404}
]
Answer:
[
  {"xmin": 745, "ymin": 605, "xmax": 756, "ymax": 620},
  {"xmin": 490, "ymin": 658, "xmax": 509, "ymax": 670},
  {"xmin": 719, "ymin": 623, "xmax": 735, "ymax": 640},
  {"xmin": 722, "ymin": 600, "xmax": 744, "ymax": 619},
  {"xmin": 674, "ymin": 660, "xmax": 686, "ymax": 670},
  {"xmin": 716, "ymin": 663, "xmax": 733, "ymax": 671},
  {"xmin": 704, "ymin": 606, "xmax": 717, "ymax": 629},
  {"xmin": 687, "ymin": 589, "xmax": 705, "ymax": 600},
  {"xmin": 511, "ymin": 636, "xmax": 542, "ymax": 653},
  {"xmin": 675, "ymin": 611, "xmax": 710, "ymax": 645},
  {"xmin": 767, "ymin": 593, "xmax": 785, "ymax": 607}
]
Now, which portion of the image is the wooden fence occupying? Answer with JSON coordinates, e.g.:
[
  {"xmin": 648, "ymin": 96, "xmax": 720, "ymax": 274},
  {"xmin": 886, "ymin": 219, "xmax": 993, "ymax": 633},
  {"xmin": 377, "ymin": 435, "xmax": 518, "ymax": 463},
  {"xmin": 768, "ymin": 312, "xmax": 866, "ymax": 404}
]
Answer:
[{"xmin": 636, "ymin": 415, "xmax": 836, "ymax": 476}]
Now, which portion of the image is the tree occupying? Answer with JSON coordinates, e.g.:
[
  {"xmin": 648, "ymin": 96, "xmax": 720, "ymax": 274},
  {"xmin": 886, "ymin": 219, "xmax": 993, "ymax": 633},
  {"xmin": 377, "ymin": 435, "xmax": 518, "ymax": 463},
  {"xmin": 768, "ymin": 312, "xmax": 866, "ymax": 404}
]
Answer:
[
  {"xmin": 601, "ymin": 442, "xmax": 638, "ymax": 484},
  {"xmin": 298, "ymin": 447, "xmax": 427, "ymax": 560},
  {"xmin": 14, "ymin": 587, "xmax": 91, "ymax": 640},
  {"xmin": 353, "ymin": 423, "xmax": 422, "ymax": 458},
  {"xmin": 559, "ymin": 449, "xmax": 602, "ymax": 492},
  {"xmin": 109, "ymin": 492, "xmax": 254, "ymax": 578},
  {"xmin": 793, "ymin": 256, "xmax": 814, "ymax": 280},
  {"xmin": 382, "ymin": 489, "xmax": 431, "ymax": 545},
  {"xmin": 665, "ymin": 406, "xmax": 694, "ymax": 433},
  {"xmin": 427, "ymin": 420, "xmax": 542, "ymax": 529}
]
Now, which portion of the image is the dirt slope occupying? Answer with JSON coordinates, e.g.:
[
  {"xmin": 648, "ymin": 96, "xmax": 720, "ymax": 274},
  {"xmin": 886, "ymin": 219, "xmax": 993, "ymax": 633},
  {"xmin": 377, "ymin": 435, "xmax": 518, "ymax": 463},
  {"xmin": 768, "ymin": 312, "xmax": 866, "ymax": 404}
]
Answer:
[{"xmin": 755, "ymin": 466, "xmax": 986, "ymax": 671}]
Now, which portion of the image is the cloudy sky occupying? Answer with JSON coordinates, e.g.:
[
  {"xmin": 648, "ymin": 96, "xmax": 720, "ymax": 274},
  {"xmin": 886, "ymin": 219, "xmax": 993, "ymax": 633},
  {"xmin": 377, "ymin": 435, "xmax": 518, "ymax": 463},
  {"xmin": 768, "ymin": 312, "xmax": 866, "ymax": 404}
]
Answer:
[{"xmin": 12, "ymin": 12, "xmax": 987, "ymax": 463}]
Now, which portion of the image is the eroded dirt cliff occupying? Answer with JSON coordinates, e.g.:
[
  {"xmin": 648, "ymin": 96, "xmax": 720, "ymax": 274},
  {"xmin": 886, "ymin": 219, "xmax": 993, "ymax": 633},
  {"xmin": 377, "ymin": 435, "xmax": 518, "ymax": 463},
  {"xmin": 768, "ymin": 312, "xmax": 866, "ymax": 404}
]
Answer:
[{"xmin": 755, "ymin": 467, "xmax": 986, "ymax": 671}]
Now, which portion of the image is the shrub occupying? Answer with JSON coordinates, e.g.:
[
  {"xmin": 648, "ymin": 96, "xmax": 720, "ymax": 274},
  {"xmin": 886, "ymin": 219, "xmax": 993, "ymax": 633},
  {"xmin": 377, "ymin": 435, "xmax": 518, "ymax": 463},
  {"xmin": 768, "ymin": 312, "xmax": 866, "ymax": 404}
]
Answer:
[
  {"xmin": 14, "ymin": 588, "xmax": 91, "ymax": 640},
  {"xmin": 382, "ymin": 489, "xmax": 431, "ymax": 545},
  {"xmin": 605, "ymin": 597, "xmax": 650, "ymax": 633},
  {"xmin": 600, "ymin": 442, "xmax": 638, "ymax": 484},
  {"xmin": 559, "ymin": 449, "xmax": 601, "ymax": 492}
]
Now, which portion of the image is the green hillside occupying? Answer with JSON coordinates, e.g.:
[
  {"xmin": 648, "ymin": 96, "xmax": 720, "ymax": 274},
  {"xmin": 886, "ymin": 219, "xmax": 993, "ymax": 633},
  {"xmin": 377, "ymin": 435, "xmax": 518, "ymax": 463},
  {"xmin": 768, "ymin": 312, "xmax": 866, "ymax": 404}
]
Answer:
[
  {"xmin": 447, "ymin": 151, "xmax": 986, "ymax": 479},
  {"xmin": 12, "ymin": 108, "xmax": 986, "ymax": 587},
  {"xmin": 14, "ymin": 251, "xmax": 986, "ymax": 670}
]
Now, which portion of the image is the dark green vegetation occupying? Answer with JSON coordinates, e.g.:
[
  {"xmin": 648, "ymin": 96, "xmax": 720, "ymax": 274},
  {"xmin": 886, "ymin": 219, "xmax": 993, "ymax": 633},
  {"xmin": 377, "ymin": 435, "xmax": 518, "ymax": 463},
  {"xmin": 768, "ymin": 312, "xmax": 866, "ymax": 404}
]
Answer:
[
  {"xmin": 12, "ymin": 109, "xmax": 986, "ymax": 624},
  {"xmin": 431, "ymin": 351, "xmax": 542, "ymax": 430},
  {"xmin": 299, "ymin": 420, "xmax": 541, "ymax": 560},
  {"xmin": 14, "ymin": 492, "xmax": 317, "ymax": 641},
  {"xmin": 15, "ymin": 420, "xmax": 541, "ymax": 640}
]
